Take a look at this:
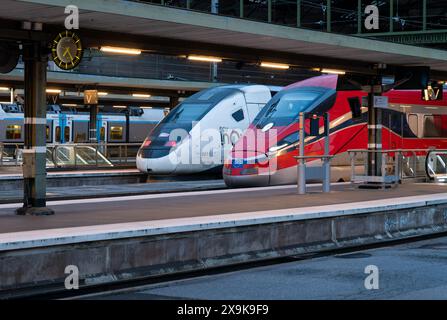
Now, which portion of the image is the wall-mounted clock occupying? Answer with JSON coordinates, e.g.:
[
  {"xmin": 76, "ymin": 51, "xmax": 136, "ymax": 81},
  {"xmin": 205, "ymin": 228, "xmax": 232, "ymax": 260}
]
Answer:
[{"xmin": 51, "ymin": 30, "xmax": 83, "ymax": 70}]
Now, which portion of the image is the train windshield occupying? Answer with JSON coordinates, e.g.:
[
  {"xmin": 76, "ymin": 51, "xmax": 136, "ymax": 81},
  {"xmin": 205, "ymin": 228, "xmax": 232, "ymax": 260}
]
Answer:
[
  {"xmin": 144, "ymin": 87, "xmax": 240, "ymax": 150},
  {"xmin": 253, "ymin": 88, "xmax": 325, "ymax": 127}
]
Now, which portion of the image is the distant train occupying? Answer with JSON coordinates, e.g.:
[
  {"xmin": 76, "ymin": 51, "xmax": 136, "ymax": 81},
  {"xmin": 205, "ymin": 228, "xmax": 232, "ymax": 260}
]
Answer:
[
  {"xmin": 136, "ymin": 84, "xmax": 282, "ymax": 175},
  {"xmin": 0, "ymin": 104, "xmax": 165, "ymax": 144},
  {"xmin": 223, "ymin": 74, "xmax": 447, "ymax": 187}
]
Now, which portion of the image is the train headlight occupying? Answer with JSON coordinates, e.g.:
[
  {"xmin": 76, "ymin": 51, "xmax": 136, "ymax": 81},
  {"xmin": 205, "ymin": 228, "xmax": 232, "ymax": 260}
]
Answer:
[
  {"xmin": 142, "ymin": 138, "xmax": 152, "ymax": 148},
  {"xmin": 268, "ymin": 143, "xmax": 289, "ymax": 153}
]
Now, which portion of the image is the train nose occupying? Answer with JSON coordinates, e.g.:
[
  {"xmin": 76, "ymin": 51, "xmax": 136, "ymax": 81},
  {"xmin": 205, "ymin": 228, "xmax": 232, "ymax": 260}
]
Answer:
[
  {"xmin": 136, "ymin": 152, "xmax": 177, "ymax": 174},
  {"xmin": 222, "ymin": 151, "xmax": 270, "ymax": 187}
]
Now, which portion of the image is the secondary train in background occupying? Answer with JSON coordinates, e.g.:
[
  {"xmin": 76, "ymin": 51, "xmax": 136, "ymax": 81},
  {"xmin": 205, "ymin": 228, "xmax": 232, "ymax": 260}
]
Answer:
[
  {"xmin": 136, "ymin": 84, "xmax": 282, "ymax": 175},
  {"xmin": 0, "ymin": 104, "xmax": 165, "ymax": 144},
  {"xmin": 223, "ymin": 74, "xmax": 447, "ymax": 187}
]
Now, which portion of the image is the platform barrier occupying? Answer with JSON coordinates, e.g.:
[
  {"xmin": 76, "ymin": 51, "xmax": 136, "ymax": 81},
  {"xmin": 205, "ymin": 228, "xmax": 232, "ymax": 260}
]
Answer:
[
  {"xmin": 348, "ymin": 149, "xmax": 432, "ymax": 188},
  {"xmin": 0, "ymin": 142, "xmax": 140, "ymax": 169}
]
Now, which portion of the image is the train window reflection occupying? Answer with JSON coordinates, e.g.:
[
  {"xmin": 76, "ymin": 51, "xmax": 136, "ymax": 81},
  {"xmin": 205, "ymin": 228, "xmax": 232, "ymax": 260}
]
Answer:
[
  {"xmin": 255, "ymin": 90, "xmax": 321, "ymax": 127},
  {"xmin": 100, "ymin": 127, "xmax": 106, "ymax": 141},
  {"xmin": 64, "ymin": 126, "xmax": 70, "ymax": 142},
  {"xmin": 55, "ymin": 126, "xmax": 61, "ymax": 143},
  {"xmin": 165, "ymin": 103, "xmax": 211, "ymax": 123},
  {"xmin": 424, "ymin": 115, "xmax": 447, "ymax": 138},
  {"xmin": 110, "ymin": 126, "xmax": 123, "ymax": 140},
  {"xmin": 408, "ymin": 114, "xmax": 418, "ymax": 136},
  {"xmin": 6, "ymin": 125, "xmax": 21, "ymax": 139}
]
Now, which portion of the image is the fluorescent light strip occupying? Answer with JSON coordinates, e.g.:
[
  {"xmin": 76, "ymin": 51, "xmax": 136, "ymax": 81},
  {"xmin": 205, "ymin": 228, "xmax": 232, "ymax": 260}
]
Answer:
[
  {"xmin": 0, "ymin": 87, "xmax": 10, "ymax": 91},
  {"xmin": 320, "ymin": 68, "xmax": 346, "ymax": 75},
  {"xmin": 132, "ymin": 93, "xmax": 151, "ymax": 98},
  {"xmin": 113, "ymin": 105, "xmax": 127, "ymax": 108},
  {"xmin": 260, "ymin": 62, "xmax": 290, "ymax": 70},
  {"xmin": 187, "ymin": 55, "xmax": 222, "ymax": 63},
  {"xmin": 100, "ymin": 46, "xmax": 142, "ymax": 55},
  {"xmin": 46, "ymin": 89, "xmax": 61, "ymax": 94},
  {"xmin": 98, "ymin": 92, "xmax": 108, "ymax": 96}
]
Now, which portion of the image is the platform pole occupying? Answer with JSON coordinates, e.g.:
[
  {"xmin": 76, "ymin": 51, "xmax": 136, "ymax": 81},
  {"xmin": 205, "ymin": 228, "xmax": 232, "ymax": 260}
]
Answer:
[
  {"xmin": 322, "ymin": 113, "xmax": 331, "ymax": 193},
  {"xmin": 298, "ymin": 112, "xmax": 306, "ymax": 195},
  {"xmin": 16, "ymin": 42, "xmax": 54, "ymax": 216},
  {"xmin": 367, "ymin": 79, "xmax": 383, "ymax": 178},
  {"xmin": 89, "ymin": 104, "xmax": 98, "ymax": 143}
]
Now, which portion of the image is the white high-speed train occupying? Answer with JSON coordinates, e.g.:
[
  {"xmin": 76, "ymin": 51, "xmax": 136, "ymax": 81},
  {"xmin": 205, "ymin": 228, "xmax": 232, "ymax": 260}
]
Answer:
[{"xmin": 136, "ymin": 84, "xmax": 281, "ymax": 175}]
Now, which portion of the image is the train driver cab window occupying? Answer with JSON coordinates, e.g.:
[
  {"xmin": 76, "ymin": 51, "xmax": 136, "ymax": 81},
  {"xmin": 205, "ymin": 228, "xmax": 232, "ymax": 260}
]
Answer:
[
  {"xmin": 55, "ymin": 126, "xmax": 61, "ymax": 143},
  {"xmin": 110, "ymin": 126, "xmax": 123, "ymax": 140},
  {"xmin": 408, "ymin": 114, "xmax": 418, "ymax": 137},
  {"xmin": 232, "ymin": 109, "xmax": 244, "ymax": 122},
  {"xmin": 6, "ymin": 125, "xmax": 21, "ymax": 140},
  {"xmin": 423, "ymin": 115, "xmax": 447, "ymax": 138}
]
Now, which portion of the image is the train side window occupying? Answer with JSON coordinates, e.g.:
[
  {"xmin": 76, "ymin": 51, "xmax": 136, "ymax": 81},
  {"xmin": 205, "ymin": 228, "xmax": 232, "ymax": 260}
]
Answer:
[
  {"xmin": 348, "ymin": 97, "xmax": 362, "ymax": 119},
  {"xmin": 64, "ymin": 126, "xmax": 70, "ymax": 142},
  {"xmin": 408, "ymin": 114, "xmax": 418, "ymax": 136},
  {"xmin": 232, "ymin": 109, "xmax": 244, "ymax": 122},
  {"xmin": 423, "ymin": 115, "xmax": 447, "ymax": 138},
  {"xmin": 55, "ymin": 126, "xmax": 61, "ymax": 142},
  {"xmin": 46, "ymin": 125, "xmax": 51, "ymax": 141},
  {"xmin": 110, "ymin": 126, "xmax": 123, "ymax": 140},
  {"xmin": 100, "ymin": 127, "xmax": 106, "ymax": 142},
  {"xmin": 6, "ymin": 125, "xmax": 21, "ymax": 139}
]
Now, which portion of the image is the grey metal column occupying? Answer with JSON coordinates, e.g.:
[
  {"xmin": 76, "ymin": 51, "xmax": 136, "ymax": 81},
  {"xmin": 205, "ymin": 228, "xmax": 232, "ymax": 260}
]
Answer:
[
  {"xmin": 211, "ymin": 0, "xmax": 219, "ymax": 82},
  {"xmin": 16, "ymin": 42, "xmax": 54, "ymax": 216},
  {"xmin": 89, "ymin": 104, "xmax": 98, "ymax": 143},
  {"xmin": 298, "ymin": 112, "xmax": 306, "ymax": 194},
  {"xmin": 367, "ymin": 80, "xmax": 382, "ymax": 178},
  {"xmin": 322, "ymin": 113, "xmax": 331, "ymax": 193}
]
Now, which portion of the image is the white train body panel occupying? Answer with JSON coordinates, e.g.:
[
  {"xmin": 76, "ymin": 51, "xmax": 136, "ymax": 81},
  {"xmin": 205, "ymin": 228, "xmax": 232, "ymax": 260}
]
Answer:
[{"xmin": 136, "ymin": 85, "xmax": 279, "ymax": 175}]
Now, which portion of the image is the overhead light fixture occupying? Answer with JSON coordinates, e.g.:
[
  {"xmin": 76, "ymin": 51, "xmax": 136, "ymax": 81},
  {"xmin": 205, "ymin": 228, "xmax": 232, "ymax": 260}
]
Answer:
[
  {"xmin": 113, "ymin": 105, "xmax": 127, "ymax": 108},
  {"xmin": 187, "ymin": 55, "xmax": 223, "ymax": 63},
  {"xmin": 46, "ymin": 89, "xmax": 62, "ymax": 94},
  {"xmin": 132, "ymin": 93, "xmax": 151, "ymax": 98},
  {"xmin": 141, "ymin": 106, "xmax": 153, "ymax": 109},
  {"xmin": 100, "ymin": 46, "xmax": 142, "ymax": 55},
  {"xmin": 0, "ymin": 87, "xmax": 10, "ymax": 91},
  {"xmin": 98, "ymin": 92, "xmax": 108, "ymax": 96},
  {"xmin": 320, "ymin": 68, "xmax": 346, "ymax": 75},
  {"xmin": 260, "ymin": 62, "xmax": 290, "ymax": 70},
  {"xmin": 62, "ymin": 103, "xmax": 78, "ymax": 107}
]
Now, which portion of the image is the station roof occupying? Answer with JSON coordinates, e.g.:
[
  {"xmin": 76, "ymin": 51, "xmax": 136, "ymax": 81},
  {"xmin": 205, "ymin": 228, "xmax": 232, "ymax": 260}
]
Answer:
[{"xmin": 2, "ymin": 0, "xmax": 447, "ymax": 78}]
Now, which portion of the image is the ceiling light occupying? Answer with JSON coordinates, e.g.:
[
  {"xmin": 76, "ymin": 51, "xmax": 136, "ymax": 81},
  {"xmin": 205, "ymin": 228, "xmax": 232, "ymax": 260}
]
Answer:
[
  {"xmin": 113, "ymin": 105, "xmax": 127, "ymax": 108},
  {"xmin": 132, "ymin": 93, "xmax": 151, "ymax": 98},
  {"xmin": 187, "ymin": 55, "xmax": 223, "ymax": 63},
  {"xmin": 320, "ymin": 68, "xmax": 346, "ymax": 75},
  {"xmin": 46, "ymin": 89, "xmax": 62, "ymax": 94},
  {"xmin": 260, "ymin": 62, "xmax": 290, "ymax": 70},
  {"xmin": 100, "ymin": 46, "xmax": 142, "ymax": 55},
  {"xmin": 98, "ymin": 92, "xmax": 108, "ymax": 96},
  {"xmin": 0, "ymin": 87, "xmax": 10, "ymax": 91}
]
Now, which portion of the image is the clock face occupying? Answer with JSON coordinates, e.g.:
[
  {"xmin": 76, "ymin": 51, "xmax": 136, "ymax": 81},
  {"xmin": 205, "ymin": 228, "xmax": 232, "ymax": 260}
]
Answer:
[{"xmin": 51, "ymin": 30, "xmax": 83, "ymax": 70}]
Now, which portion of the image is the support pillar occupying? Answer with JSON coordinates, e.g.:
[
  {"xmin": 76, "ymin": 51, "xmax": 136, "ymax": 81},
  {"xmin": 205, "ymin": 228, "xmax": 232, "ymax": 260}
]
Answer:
[
  {"xmin": 367, "ymin": 79, "xmax": 382, "ymax": 178},
  {"xmin": 16, "ymin": 42, "xmax": 54, "ymax": 216},
  {"xmin": 89, "ymin": 104, "xmax": 98, "ymax": 143}
]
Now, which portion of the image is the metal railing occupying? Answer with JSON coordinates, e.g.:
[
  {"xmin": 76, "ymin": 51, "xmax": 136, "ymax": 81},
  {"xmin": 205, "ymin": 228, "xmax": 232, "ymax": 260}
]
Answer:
[
  {"xmin": 0, "ymin": 142, "xmax": 141, "ymax": 169},
  {"xmin": 425, "ymin": 149, "xmax": 447, "ymax": 182},
  {"xmin": 348, "ymin": 149, "xmax": 434, "ymax": 188}
]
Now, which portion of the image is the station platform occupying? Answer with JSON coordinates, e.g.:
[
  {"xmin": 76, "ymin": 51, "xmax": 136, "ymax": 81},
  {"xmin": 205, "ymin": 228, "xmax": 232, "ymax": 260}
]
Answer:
[{"xmin": 1, "ymin": 182, "xmax": 447, "ymax": 296}]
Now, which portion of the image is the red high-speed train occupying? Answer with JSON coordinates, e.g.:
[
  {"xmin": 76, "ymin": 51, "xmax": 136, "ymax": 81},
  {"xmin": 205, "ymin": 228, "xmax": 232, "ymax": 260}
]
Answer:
[{"xmin": 223, "ymin": 75, "xmax": 447, "ymax": 187}]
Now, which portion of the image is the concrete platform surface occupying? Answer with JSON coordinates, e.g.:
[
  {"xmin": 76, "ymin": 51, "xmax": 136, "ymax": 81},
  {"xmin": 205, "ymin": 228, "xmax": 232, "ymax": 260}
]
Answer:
[
  {"xmin": 0, "ymin": 179, "xmax": 226, "ymax": 203},
  {"xmin": 0, "ymin": 183, "xmax": 447, "ymax": 250}
]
